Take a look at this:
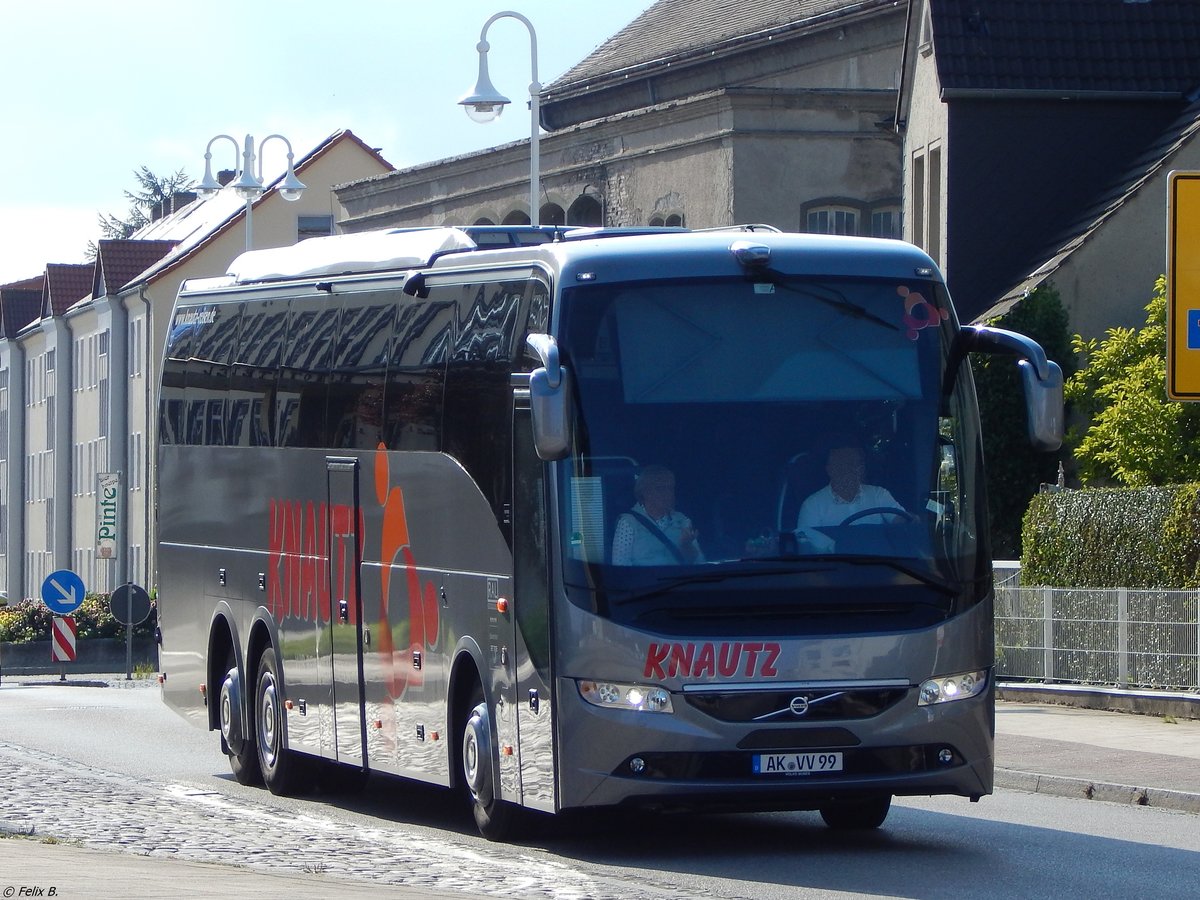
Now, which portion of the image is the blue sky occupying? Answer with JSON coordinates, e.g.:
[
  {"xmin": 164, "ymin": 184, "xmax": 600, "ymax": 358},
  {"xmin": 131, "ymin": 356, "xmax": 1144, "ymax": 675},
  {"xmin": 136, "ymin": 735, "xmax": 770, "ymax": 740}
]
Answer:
[{"xmin": 0, "ymin": 0, "xmax": 655, "ymax": 284}]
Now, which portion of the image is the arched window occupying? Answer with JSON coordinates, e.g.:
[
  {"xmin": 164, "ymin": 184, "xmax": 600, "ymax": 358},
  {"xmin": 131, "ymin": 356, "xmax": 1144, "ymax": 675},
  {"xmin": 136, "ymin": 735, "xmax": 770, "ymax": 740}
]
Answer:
[
  {"xmin": 567, "ymin": 195, "xmax": 602, "ymax": 227},
  {"xmin": 473, "ymin": 216, "xmax": 496, "ymax": 226},
  {"xmin": 649, "ymin": 216, "xmax": 665, "ymax": 227},
  {"xmin": 502, "ymin": 209, "xmax": 531, "ymax": 226},
  {"xmin": 665, "ymin": 213, "xmax": 684, "ymax": 228},
  {"xmin": 540, "ymin": 204, "xmax": 565, "ymax": 226}
]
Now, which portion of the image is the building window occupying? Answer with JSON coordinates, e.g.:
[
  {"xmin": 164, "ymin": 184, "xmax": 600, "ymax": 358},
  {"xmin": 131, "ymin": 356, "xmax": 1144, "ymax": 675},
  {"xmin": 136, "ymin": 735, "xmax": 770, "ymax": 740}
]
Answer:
[
  {"xmin": 912, "ymin": 152, "xmax": 926, "ymax": 250},
  {"xmin": 129, "ymin": 318, "xmax": 143, "ymax": 376},
  {"xmin": 297, "ymin": 215, "xmax": 334, "ymax": 241},
  {"xmin": 805, "ymin": 205, "xmax": 859, "ymax": 236},
  {"xmin": 870, "ymin": 205, "xmax": 901, "ymax": 239},
  {"xmin": 928, "ymin": 146, "xmax": 943, "ymax": 266}
]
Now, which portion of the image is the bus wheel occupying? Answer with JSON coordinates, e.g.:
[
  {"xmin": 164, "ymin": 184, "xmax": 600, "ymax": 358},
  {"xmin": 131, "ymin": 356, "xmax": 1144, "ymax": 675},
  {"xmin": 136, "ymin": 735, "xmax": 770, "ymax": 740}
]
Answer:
[
  {"xmin": 819, "ymin": 795, "xmax": 892, "ymax": 830},
  {"xmin": 255, "ymin": 647, "xmax": 306, "ymax": 796},
  {"xmin": 219, "ymin": 660, "xmax": 261, "ymax": 786},
  {"xmin": 461, "ymin": 688, "xmax": 518, "ymax": 841}
]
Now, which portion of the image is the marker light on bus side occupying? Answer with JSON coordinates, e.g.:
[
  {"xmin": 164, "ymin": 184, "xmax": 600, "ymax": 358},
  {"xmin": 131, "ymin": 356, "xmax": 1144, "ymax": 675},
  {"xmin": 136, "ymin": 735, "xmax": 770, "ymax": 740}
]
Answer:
[
  {"xmin": 578, "ymin": 680, "xmax": 674, "ymax": 713},
  {"xmin": 917, "ymin": 669, "xmax": 989, "ymax": 706}
]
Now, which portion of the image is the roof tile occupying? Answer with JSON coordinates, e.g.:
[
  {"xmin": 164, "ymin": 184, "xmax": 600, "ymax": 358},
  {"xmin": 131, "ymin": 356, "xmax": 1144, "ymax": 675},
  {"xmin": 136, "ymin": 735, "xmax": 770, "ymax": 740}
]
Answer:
[{"xmin": 931, "ymin": 0, "xmax": 1200, "ymax": 95}]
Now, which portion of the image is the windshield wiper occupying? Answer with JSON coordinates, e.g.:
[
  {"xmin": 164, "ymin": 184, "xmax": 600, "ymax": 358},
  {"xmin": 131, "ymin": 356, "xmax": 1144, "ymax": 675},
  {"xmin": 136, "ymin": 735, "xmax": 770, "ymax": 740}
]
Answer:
[{"xmin": 754, "ymin": 268, "xmax": 900, "ymax": 332}]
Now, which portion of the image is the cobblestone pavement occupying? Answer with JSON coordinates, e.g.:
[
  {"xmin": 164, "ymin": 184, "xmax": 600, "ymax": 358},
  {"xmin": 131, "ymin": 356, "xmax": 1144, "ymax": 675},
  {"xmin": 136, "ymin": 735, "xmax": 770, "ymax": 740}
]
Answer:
[{"xmin": 0, "ymin": 738, "xmax": 710, "ymax": 900}]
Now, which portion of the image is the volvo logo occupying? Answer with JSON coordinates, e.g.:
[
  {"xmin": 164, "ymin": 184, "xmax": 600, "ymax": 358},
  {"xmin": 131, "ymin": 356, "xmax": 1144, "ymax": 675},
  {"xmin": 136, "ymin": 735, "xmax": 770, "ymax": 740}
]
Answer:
[{"xmin": 788, "ymin": 695, "xmax": 810, "ymax": 716}]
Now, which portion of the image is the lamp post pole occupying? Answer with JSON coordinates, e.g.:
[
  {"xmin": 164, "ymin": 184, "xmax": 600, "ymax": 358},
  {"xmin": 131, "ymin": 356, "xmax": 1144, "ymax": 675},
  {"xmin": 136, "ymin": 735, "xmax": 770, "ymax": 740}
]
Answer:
[
  {"xmin": 459, "ymin": 11, "xmax": 541, "ymax": 226},
  {"xmin": 195, "ymin": 133, "xmax": 307, "ymax": 251}
]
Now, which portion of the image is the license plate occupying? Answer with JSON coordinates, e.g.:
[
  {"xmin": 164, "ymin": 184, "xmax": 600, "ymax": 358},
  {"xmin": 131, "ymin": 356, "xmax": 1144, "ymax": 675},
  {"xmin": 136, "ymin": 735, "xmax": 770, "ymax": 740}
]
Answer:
[{"xmin": 752, "ymin": 751, "xmax": 843, "ymax": 775}]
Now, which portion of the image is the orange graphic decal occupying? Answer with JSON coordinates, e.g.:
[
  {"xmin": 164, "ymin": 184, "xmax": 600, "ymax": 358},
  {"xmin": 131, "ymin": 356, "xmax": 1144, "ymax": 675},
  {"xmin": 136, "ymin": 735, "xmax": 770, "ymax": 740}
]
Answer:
[
  {"xmin": 374, "ymin": 445, "xmax": 440, "ymax": 700},
  {"xmin": 898, "ymin": 285, "xmax": 948, "ymax": 340}
]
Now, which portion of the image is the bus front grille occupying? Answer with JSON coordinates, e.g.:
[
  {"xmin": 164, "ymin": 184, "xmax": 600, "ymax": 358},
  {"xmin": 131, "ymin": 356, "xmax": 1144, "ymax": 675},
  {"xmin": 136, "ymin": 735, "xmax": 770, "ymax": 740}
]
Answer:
[{"xmin": 684, "ymin": 687, "xmax": 907, "ymax": 723}]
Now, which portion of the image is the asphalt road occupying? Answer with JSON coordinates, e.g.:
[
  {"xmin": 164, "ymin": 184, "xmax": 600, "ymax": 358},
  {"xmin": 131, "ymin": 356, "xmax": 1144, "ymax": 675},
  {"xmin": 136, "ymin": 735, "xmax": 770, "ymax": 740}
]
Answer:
[{"xmin": 2, "ymin": 681, "xmax": 1199, "ymax": 899}]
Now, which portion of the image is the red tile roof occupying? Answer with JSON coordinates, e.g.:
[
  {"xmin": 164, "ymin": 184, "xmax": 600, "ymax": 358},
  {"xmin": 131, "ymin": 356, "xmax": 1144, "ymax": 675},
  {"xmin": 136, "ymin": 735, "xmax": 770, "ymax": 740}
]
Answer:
[
  {"xmin": 0, "ymin": 278, "xmax": 44, "ymax": 338},
  {"xmin": 93, "ymin": 239, "xmax": 178, "ymax": 297},
  {"xmin": 42, "ymin": 263, "xmax": 93, "ymax": 317}
]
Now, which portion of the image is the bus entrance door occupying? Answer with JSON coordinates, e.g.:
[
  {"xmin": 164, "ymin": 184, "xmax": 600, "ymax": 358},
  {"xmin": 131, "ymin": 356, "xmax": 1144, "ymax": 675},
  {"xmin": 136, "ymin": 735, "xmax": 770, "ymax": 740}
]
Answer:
[
  {"xmin": 511, "ymin": 406, "xmax": 556, "ymax": 813},
  {"xmin": 326, "ymin": 457, "xmax": 368, "ymax": 769}
]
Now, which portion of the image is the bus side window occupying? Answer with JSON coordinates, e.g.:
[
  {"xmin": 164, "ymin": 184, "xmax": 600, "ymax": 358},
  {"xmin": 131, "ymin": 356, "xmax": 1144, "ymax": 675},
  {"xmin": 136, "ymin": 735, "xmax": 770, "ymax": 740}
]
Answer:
[
  {"xmin": 160, "ymin": 313, "xmax": 193, "ymax": 446},
  {"xmin": 184, "ymin": 302, "xmax": 240, "ymax": 447},
  {"xmin": 229, "ymin": 299, "xmax": 288, "ymax": 447},
  {"xmin": 327, "ymin": 295, "xmax": 396, "ymax": 449},
  {"xmin": 277, "ymin": 296, "xmax": 338, "ymax": 448},
  {"xmin": 385, "ymin": 298, "xmax": 453, "ymax": 451},
  {"xmin": 444, "ymin": 280, "xmax": 528, "ymax": 532}
]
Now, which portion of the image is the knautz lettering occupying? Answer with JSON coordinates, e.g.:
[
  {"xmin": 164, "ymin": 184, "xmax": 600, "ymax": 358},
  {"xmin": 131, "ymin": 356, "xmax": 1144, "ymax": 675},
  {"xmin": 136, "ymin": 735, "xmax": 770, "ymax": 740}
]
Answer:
[{"xmin": 643, "ymin": 641, "xmax": 781, "ymax": 679}]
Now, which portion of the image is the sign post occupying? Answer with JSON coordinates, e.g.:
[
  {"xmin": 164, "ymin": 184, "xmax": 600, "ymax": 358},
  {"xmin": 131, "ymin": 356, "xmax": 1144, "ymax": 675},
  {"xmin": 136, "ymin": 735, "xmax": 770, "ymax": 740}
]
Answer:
[
  {"xmin": 1167, "ymin": 171, "xmax": 1200, "ymax": 400},
  {"xmin": 110, "ymin": 582, "xmax": 152, "ymax": 680}
]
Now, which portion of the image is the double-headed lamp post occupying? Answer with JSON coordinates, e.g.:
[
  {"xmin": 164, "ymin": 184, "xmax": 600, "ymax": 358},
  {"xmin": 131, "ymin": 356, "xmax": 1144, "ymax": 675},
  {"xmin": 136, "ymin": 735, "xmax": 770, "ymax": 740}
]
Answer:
[
  {"xmin": 459, "ymin": 11, "xmax": 541, "ymax": 226},
  {"xmin": 194, "ymin": 133, "xmax": 306, "ymax": 251}
]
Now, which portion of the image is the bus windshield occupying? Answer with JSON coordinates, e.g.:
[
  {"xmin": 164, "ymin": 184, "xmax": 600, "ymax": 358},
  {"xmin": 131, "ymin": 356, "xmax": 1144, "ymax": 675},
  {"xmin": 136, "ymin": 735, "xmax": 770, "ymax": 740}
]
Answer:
[{"xmin": 555, "ymin": 274, "xmax": 986, "ymax": 630}]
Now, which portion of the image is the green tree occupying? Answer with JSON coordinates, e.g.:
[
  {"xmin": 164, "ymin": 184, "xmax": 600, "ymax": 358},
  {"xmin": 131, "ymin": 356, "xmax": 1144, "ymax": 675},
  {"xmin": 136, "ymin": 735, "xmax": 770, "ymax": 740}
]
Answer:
[
  {"xmin": 86, "ymin": 166, "xmax": 191, "ymax": 256},
  {"xmin": 1067, "ymin": 275, "xmax": 1200, "ymax": 485},
  {"xmin": 971, "ymin": 283, "xmax": 1073, "ymax": 557}
]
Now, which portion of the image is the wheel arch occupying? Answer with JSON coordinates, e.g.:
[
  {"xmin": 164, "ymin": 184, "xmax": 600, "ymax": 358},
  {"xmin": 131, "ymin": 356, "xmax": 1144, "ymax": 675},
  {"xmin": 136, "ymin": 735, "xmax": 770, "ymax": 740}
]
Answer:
[
  {"xmin": 206, "ymin": 603, "xmax": 240, "ymax": 732},
  {"xmin": 446, "ymin": 638, "xmax": 489, "ymax": 791}
]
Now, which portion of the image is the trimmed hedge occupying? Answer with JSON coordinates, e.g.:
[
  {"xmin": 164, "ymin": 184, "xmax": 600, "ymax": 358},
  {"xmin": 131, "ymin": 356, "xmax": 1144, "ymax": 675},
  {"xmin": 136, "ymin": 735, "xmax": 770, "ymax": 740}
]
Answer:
[{"xmin": 1021, "ymin": 485, "xmax": 1200, "ymax": 588}]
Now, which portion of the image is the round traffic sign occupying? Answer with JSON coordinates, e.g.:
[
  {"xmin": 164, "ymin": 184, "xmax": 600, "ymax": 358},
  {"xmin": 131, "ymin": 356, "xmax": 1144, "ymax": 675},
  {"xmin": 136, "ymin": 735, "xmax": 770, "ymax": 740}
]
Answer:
[
  {"xmin": 42, "ymin": 570, "xmax": 86, "ymax": 616},
  {"xmin": 110, "ymin": 583, "xmax": 152, "ymax": 626}
]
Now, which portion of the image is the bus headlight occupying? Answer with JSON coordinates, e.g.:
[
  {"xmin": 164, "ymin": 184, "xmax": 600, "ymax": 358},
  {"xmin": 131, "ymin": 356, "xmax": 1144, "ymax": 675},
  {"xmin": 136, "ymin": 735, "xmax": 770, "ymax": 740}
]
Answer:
[
  {"xmin": 578, "ymin": 680, "xmax": 674, "ymax": 713},
  {"xmin": 917, "ymin": 669, "xmax": 988, "ymax": 706}
]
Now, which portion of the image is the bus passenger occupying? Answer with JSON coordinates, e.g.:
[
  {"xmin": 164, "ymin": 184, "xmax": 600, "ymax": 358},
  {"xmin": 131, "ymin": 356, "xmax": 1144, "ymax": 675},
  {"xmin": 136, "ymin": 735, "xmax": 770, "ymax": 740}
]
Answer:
[
  {"xmin": 612, "ymin": 465, "xmax": 704, "ymax": 565},
  {"xmin": 796, "ymin": 435, "xmax": 905, "ymax": 552}
]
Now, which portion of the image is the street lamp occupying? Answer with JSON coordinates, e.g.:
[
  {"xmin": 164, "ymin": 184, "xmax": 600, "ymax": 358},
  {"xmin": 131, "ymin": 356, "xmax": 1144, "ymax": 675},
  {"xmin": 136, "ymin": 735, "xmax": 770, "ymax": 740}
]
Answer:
[
  {"xmin": 459, "ymin": 11, "xmax": 541, "ymax": 226},
  {"xmin": 194, "ymin": 133, "xmax": 306, "ymax": 251}
]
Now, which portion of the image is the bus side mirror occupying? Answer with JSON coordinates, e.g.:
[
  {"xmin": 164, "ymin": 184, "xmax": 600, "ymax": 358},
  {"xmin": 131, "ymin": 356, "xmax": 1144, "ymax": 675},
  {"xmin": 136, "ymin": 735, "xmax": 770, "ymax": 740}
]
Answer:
[
  {"xmin": 965, "ymin": 325, "xmax": 1064, "ymax": 452},
  {"xmin": 526, "ymin": 334, "xmax": 572, "ymax": 460},
  {"xmin": 1019, "ymin": 358, "xmax": 1064, "ymax": 452}
]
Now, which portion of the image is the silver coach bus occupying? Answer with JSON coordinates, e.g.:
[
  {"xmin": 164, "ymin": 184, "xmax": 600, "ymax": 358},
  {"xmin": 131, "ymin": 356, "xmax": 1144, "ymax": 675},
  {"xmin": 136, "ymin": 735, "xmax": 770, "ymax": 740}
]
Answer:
[{"xmin": 156, "ymin": 225, "xmax": 1062, "ymax": 840}]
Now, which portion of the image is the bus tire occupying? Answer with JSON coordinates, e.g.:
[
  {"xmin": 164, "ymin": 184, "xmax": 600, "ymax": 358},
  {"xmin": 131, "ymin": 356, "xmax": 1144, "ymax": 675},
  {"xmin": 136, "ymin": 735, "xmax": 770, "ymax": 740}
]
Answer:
[
  {"xmin": 819, "ymin": 795, "xmax": 892, "ymax": 830},
  {"xmin": 219, "ymin": 658, "xmax": 262, "ymax": 786},
  {"xmin": 254, "ymin": 647, "xmax": 307, "ymax": 796},
  {"xmin": 461, "ymin": 687, "xmax": 518, "ymax": 841}
]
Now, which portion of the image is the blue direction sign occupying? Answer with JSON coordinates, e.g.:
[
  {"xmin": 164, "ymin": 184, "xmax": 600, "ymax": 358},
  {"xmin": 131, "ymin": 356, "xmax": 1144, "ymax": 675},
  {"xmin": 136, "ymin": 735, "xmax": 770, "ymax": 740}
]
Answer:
[{"xmin": 42, "ymin": 569, "xmax": 86, "ymax": 616}]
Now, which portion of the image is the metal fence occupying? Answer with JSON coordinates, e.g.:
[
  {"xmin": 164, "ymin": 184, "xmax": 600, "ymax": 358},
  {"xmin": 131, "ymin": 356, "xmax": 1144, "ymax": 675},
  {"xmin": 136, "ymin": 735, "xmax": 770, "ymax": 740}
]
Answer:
[{"xmin": 995, "ymin": 582, "xmax": 1200, "ymax": 690}]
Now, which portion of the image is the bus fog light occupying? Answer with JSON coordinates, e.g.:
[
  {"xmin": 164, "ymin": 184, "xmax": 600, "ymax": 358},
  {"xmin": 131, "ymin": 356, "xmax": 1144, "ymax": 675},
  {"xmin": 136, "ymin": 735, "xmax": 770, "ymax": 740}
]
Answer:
[
  {"xmin": 938, "ymin": 748, "xmax": 954, "ymax": 765},
  {"xmin": 917, "ymin": 669, "xmax": 988, "ymax": 706},
  {"xmin": 630, "ymin": 757, "xmax": 646, "ymax": 774},
  {"xmin": 578, "ymin": 680, "xmax": 674, "ymax": 713}
]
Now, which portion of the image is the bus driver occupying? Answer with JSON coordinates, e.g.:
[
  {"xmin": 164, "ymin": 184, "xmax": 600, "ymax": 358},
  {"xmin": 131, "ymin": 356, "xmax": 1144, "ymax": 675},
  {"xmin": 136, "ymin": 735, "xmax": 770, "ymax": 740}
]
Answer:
[{"xmin": 796, "ymin": 435, "xmax": 906, "ymax": 552}]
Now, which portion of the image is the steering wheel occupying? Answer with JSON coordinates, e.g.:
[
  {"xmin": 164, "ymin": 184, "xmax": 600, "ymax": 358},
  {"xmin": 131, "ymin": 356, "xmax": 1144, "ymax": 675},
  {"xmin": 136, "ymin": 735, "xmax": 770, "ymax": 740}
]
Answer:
[{"xmin": 838, "ymin": 506, "xmax": 916, "ymax": 527}]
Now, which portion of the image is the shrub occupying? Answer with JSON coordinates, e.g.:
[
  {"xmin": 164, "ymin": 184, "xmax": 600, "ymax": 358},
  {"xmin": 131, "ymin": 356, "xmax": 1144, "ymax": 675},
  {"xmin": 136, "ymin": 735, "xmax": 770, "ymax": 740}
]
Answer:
[
  {"xmin": 0, "ymin": 593, "xmax": 157, "ymax": 644},
  {"xmin": 1022, "ymin": 485, "xmax": 1200, "ymax": 588}
]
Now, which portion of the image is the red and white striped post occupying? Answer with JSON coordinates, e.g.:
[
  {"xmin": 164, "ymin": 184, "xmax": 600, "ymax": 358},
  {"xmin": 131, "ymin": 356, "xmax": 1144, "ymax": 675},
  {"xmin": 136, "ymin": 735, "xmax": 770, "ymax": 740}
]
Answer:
[{"xmin": 51, "ymin": 615, "xmax": 77, "ymax": 681}]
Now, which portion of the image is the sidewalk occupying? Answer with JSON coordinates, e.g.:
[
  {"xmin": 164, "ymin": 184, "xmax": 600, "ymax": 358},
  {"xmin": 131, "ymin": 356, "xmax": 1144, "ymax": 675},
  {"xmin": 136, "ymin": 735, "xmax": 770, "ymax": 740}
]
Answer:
[
  {"xmin": 994, "ymin": 690, "xmax": 1200, "ymax": 814},
  {"xmin": 0, "ymin": 838, "xmax": 471, "ymax": 900}
]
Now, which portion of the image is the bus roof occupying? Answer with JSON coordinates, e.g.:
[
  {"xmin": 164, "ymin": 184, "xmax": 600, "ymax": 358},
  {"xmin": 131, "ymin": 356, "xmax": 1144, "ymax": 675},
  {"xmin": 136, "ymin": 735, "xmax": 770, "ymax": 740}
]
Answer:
[{"xmin": 179, "ymin": 225, "xmax": 944, "ymax": 296}]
